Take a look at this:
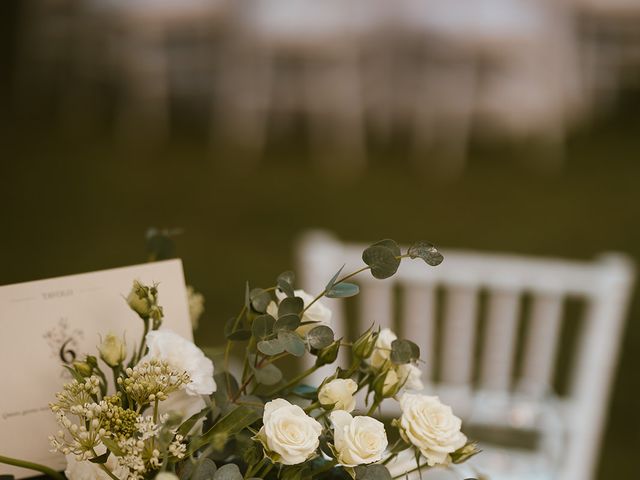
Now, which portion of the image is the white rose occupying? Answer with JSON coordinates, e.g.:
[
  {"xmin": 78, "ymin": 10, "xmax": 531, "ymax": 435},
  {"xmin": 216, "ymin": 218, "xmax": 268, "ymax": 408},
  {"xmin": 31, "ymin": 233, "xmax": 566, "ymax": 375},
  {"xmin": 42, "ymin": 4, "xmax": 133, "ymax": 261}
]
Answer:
[
  {"xmin": 155, "ymin": 473, "xmax": 179, "ymax": 480},
  {"xmin": 397, "ymin": 394, "xmax": 467, "ymax": 467},
  {"xmin": 65, "ymin": 447, "xmax": 127, "ymax": 480},
  {"xmin": 142, "ymin": 330, "xmax": 216, "ymax": 396},
  {"xmin": 267, "ymin": 289, "xmax": 332, "ymax": 335},
  {"xmin": 370, "ymin": 328, "xmax": 397, "ymax": 369},
  {"xmin": 330, "ymin": 410, "xmax": 388, "ymax": 467},
  {"xmin": 126, "ymin": 280, "xmax": 152, "ymax": 317},
  {"xmin": 397, "ymin": 363, "xmax": 423, "ymax": 391},
  {"xmin": 98, "ymin": 333, "xmax": 127, "ymax": 367},
  {"xmin": 319, "ymin": 378, "xmax": 358, "ymax": 412},
  {"xmin": 256, "ymin": 398, "xmax": 322, "ymax": 465}
]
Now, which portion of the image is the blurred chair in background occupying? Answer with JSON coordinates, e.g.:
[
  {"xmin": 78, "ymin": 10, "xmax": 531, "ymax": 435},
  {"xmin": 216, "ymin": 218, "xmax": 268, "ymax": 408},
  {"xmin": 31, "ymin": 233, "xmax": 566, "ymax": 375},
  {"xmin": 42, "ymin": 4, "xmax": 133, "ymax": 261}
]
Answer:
[
  {"xmin": 571, "ymin": 0, "xmax": 640, "ymax": 117},
  {"xmin": 88, "ymin": 0, "xmax": 230, "ymax": 144},
  {"xmin": 216, "ymin": 0, "xmax": 376, "ymax": 171},
  {"xmin": 297, "ymin": 231, "xmax": 635, "ymax": 480}
]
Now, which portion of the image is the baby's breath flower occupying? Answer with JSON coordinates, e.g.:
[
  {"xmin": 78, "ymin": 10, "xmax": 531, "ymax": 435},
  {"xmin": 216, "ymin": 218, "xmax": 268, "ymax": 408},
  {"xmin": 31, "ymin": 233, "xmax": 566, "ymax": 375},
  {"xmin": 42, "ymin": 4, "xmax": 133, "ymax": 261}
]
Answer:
[
  {"xmin": 50, "ymin": 376, "xmax": 101, "ymax": 413},
  {"xmin": 118, "ymin": 359, "xmax": 190, "ymax": 408}
]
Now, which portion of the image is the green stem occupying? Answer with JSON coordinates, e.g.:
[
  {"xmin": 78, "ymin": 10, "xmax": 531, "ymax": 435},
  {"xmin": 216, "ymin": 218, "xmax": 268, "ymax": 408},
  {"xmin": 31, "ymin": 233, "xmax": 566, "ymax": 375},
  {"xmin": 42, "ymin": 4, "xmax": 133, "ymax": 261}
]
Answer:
[
  {"xmin": 304, "ymin": 401, "xmax": 321, "ymax": 413},
  {"xmin": 224, "ymin": 305, "xmax": 247, "ymax": 394},
  {"xmin": 136, "ymin": 318, "xmax": 150, "ymax": 364},
  {"xmin": 245, "ymin": 457, "xmax": 268, "ymax": 479},
  {"xmin": 267, "ymin": 365, "xmax": 319, "ymax": 396},
  {"xmin": 301, "ymin": 265, "xmax": 372, "ymax": 316},
  {"xmin": 366, "ymin": 398, "xmax": 382, "ymax": 416},
  {"xmin": 0, "ymin": 455, "xmax": 66, "ymax": 480}
]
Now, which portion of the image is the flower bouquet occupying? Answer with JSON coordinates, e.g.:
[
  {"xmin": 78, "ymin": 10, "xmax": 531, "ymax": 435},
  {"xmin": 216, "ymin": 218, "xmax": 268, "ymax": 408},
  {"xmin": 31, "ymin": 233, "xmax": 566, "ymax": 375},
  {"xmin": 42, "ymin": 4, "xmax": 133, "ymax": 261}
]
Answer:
[{"xmin": 0, "ymin": 239, "xmax": 479, "ymax": 480}]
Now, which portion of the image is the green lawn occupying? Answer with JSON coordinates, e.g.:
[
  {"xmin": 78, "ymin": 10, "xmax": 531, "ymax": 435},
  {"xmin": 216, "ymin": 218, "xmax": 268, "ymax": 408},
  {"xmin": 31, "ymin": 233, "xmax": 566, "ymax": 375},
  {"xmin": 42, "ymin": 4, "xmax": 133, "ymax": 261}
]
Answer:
[{"xmin": 1, "ymin": 93, "xmax": 639, "ymax": 478}]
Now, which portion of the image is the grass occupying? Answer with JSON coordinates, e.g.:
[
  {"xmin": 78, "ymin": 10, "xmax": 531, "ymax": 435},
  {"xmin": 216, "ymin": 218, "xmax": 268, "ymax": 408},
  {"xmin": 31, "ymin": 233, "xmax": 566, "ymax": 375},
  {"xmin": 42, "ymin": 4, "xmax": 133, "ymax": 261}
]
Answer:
[{"xmin": 1, "ymin": 92, "xmax": 639, "ymax": 478}]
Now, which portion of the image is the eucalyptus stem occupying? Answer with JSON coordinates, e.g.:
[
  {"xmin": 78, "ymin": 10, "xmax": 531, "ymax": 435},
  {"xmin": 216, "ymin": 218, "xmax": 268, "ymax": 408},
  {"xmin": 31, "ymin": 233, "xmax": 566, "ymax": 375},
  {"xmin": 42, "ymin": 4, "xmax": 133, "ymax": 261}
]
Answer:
[
  {"xmin": 0, "ymin": 455, "xmax": 66, "ymax": 480},
  {"xmin": 304, "ymin": 401, "xmax": 321, "ymax": 413},
  {"xmin": 267, "ymin": 365, "xmax": 320, "ymax": 396},
  {"xmin": 224, "ymin": 305, "xmax": 247, "ymax": 394},
  {"xmin": 301, "ymin": 265, "xmax": 372, "ymax": 316},
  {"xmin": 245, "ymin": 457, "xmax": 268, "ymax": 479}
]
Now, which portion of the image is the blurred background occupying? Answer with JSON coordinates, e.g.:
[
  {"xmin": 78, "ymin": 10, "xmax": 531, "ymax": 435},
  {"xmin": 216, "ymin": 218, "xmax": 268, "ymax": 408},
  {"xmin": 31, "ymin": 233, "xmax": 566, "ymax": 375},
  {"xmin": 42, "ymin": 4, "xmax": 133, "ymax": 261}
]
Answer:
[{"xmin": 1, "ymin": 0, "xmax": 639, "ymax": 478}]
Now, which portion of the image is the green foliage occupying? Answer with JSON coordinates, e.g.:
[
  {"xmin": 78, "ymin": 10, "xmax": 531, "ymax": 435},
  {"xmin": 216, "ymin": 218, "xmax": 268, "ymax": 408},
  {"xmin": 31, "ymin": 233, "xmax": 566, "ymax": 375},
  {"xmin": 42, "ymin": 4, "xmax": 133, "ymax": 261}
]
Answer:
[
  {"xmin": 252, "ymin": 314, "xmax": 276, "ymax": 339},
  {"xmin": 250, "ymin": 288, "xmax": 272, "ymax": 313},
  {"xmin": 273, "ymin": 313, "xmax": 301, "ymax": 332},
  {"xmin": 257, "ymin": 338, "xmax": 285, "ymax": 356},
  {"xmin": 225, "ymin": 317, "xmax": 251, "ymax": 341},
  {"xmin": 362, "ymin": 240, "xmax": 401, "ymax": 279},
  {"xmin": 325, "ymin": 282, "xmax": 359, "ymax": 298},
  {"xmin": 407, "ymin": 241, "xmax": 444, "ymax": 266},
  {"xmin": 306, "ymin": 325, "xmax": 335, "ymax": 350},
  {"xmin": 278, "ymin": 330, "xmax": 306, "ymax": 357},
  {"xmin": 277, "ymin": 271, "xmax": 295, "ymax": 298},
  {"xmin": 213, "ymin": 464, "xmax": 243, "ymax": 480},
  {"xmin": 354, "ymin": 464, "xmax": 392, "ymax": 480},
  {"xmin": 279, "ymin": 296, "xmax": 304, "ymax": 317},
  {"xmin": 325, "ymin": 264, "xmax": 345, "ymax": 292},
  {"xmin": 390, "ymin": 339, "xmax": 420, "ymax": 364},
  {"xmin": 179, "ymin": 458, "xmax": 218, "ymax": 480}
]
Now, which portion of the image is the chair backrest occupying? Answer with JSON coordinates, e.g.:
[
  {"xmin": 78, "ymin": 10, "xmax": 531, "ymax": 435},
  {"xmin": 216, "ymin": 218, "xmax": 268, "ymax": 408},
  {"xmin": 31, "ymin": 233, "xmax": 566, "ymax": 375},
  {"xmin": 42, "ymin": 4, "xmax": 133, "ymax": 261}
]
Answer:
[{"xmin": 295, "ymin": 230, "xmax": 634, "ymax": 480}]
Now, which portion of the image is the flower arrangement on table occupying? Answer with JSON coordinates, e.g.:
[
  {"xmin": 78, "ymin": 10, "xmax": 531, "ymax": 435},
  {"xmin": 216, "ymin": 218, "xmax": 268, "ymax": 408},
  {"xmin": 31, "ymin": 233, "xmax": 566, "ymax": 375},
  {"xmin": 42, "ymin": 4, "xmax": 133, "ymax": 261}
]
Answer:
[{"xmin": 0, "ymin": 239, "xmax": 479, "ymax": 480}]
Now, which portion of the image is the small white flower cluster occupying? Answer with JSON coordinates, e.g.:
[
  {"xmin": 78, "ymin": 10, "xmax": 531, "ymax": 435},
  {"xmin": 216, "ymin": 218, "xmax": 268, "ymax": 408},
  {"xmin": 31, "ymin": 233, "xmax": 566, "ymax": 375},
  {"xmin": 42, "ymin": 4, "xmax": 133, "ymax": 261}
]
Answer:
[
  {"xmin": 115, "ymin": 415, "xmax": 186, "ymax": 480},
  {"xmin": 50, "ymin": 376, "xmax": 100, "ymax": 413},
  {"xmin": 118, "ymin": 359, "xmax": 191, "ymax": 407}
]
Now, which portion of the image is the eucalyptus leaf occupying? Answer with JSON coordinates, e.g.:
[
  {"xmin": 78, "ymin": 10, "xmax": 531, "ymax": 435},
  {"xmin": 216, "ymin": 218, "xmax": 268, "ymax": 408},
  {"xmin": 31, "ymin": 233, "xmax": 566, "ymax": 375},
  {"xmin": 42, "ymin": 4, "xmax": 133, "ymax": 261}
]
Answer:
[
  {"xmin": 225, "ymin": 317, "xmax": 250, "ymax": 341},
  {"xmin": 250, "ymin": 288, "xmax": 272, "ymax": 313},
  {"xmin": 408, "ymin": 241, "xmax": 444, "ymax": 266},
  {"xmin": 183, "ymin": 458, "xmax": 217, "ymax": 480},
  {"xmin": 257, "ymin": 338, "xmax": 285, "ymax": 356},
  {"xmin": 213, "ymin": 463, "xmax": 243, "ymax": 480},
  {"xmin": 390, "ymin": 339, "xmax": 420, "ymax": 364},
  {"xmin": 278, "ymin": 330, "xmax": 306, "ymax": 357},
  {"xmin": 372, "ymin": 239, "xmax": 401, "ymax": 256},
  {"xmin": 306, "ymin": 325, "xmax": 335, "ymax": 350},
  {"xmin": 326, "ymin": 282, "xmax": 359, "ymax": 298},
  {"xmin": 325, "ymin": 264, "xmax": 345, "ymax": 292},
  {"xmin": 252, "ymin": 362, "xmax": 283, "ymax": 386},
  {"xmin": 278, "ymin": 296, "xmax": 304, "ymax": 317},
  {"xmin": 354, "ymin": 464, "xmax": 392, "ymax": 480},
  {"xmin": 273, "ymin": 313, "xmax": 301, "ymax": 332},
  {"xmin": 252, "ymin": 314, "xmax": 276, "ymax": 339},
  {"xmin": 292, "ymin": 384, "xmax": 318, "ymax": 399},
  {"xmin": 362, "ymin": 245, "xmax": 400, "ymax": 279},
  {"xmin": 277, "ymin": 271, "xmax": 295, "ymax": 298}
]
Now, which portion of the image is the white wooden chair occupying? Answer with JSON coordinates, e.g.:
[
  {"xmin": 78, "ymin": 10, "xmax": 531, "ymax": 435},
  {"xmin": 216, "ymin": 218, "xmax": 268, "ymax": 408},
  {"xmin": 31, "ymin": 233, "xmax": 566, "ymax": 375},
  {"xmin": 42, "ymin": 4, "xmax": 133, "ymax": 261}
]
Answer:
[{"xmin": 296, "ymin": 231, "xmax": 634, "ymax": 480}]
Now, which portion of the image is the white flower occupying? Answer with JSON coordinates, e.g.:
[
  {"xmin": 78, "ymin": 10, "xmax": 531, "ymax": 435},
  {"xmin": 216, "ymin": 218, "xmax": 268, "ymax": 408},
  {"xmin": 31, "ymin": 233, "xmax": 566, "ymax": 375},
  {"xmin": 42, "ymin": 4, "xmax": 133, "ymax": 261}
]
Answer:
[
  {"xmin": 267, "ymin": 289, "xmax": 332, "ymax": 335},
  {"xmin": 256, "ymin": 398, "xmax": 322, "ymax": 465},
  {"xmin": 330, "ymin": 410, "xmax": 388, "ymax": 467},
  {"xmin": 98, "ymin": 333, "xmax": 127, "ymax": 367},
  {"xmin": 370, "ymin": 328, "xmax": 397, "ymax": 369},
  {"xmin": 397, "ymin": 394, "xmax": 467, "ymax": 467},
  {"xmin": 397, "ymin": 363, "xmax": 423, "ymax": 391},
  {"xmin": 141, "ymin": 330, "xmax": 215, "ymax": 396},
  {"xmin": 155, "ymin": 473, "xmax": 179, "ymax": 480},
  {"xmin": 65, "ymin": 447, "xmax": 127, "ymax": 480},
  {"xmin": 319, "ymin": 378, "xmax": 358, "ymax": 412},
  {"xmin": 187, "ymin": 286, "xmax": 205, "ymax": 330}
]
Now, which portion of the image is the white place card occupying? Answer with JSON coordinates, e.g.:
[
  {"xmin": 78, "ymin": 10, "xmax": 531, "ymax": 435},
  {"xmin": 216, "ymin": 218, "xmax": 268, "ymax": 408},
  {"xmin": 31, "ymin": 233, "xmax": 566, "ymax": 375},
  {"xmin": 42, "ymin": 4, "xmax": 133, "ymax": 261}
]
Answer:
[{"xmin": 0, "ymin": 259, "xmax": 194, "ymax": 478}]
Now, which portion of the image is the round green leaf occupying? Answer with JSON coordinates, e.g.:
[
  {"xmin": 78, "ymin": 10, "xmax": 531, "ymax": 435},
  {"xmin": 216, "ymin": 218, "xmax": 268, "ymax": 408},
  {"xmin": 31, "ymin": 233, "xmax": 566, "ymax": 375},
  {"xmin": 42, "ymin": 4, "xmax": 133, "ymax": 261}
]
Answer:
[
  {"xmin": 362, "ymin": 245, "xmax": 401, "ymax": 279},
  {"xmin": 278, "ymin": 330, "xmax": 306, "ymax": 357},
  {"xmin": 306, "ymin": 325, "xmax": 335, "ymax": 350},
  {"xmin": 257, "ymin": 338, "xmax": 285, "ymax": 356},
  {"xmin": 252, "ymin": 314, "xmax": 276, "ymax": 339},
  {"xmin": 250, "ymin": 288, "xmax": 272, "ymax": 313},
  {"xmin": 279, "ymin": 296, "xmax": 304, "ymax": 317},
  {"xmin": 354, "ymin": 464, "xmax": 392, "ymax": 480},
  {"xmin": 277, "ymin": 271, "xmax": 295, "ymax": 298},
  {"xmin": 273, "ymin": 313, "xmax": 301, "ymax": 332},
  {"xmin": 372, "ymin": 239, "xmax": 401, "ymax": 256},
  {"xmin": 213, "ymin": 463, "xmax": 243, "ymax": 480},
  {"xmin": 253, "ymin": 363, "xmax": 283, "ymax": 386},
  {"xmin": 390, "ymin": 339, "xmax": 419, "ymax": 364},
  {"xmin": 408, "ymin": 241, "xmax": 444, "ymax": 266}
]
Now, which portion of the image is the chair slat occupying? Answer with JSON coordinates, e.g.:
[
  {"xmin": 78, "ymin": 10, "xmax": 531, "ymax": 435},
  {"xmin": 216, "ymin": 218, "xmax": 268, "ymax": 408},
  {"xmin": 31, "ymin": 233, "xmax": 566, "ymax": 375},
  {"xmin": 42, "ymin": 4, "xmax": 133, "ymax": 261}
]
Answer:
[
  {"xmin": 402, "ymin": 283, "xmax": 436, "ymax": 383},
  {"xmin": 441, "ymin": 286, "xmax": 478, "ymax": 386},
  {"xmin": 480, "ymin": 289, "xmax": 521, "ymax": 391},
  {"xmin": 358, "ymin": 280, "xmax": 394, "ymax": 334},
  {"xmin": 519, "ymin": 293, "xmax": 563, "ymax": 396}
]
